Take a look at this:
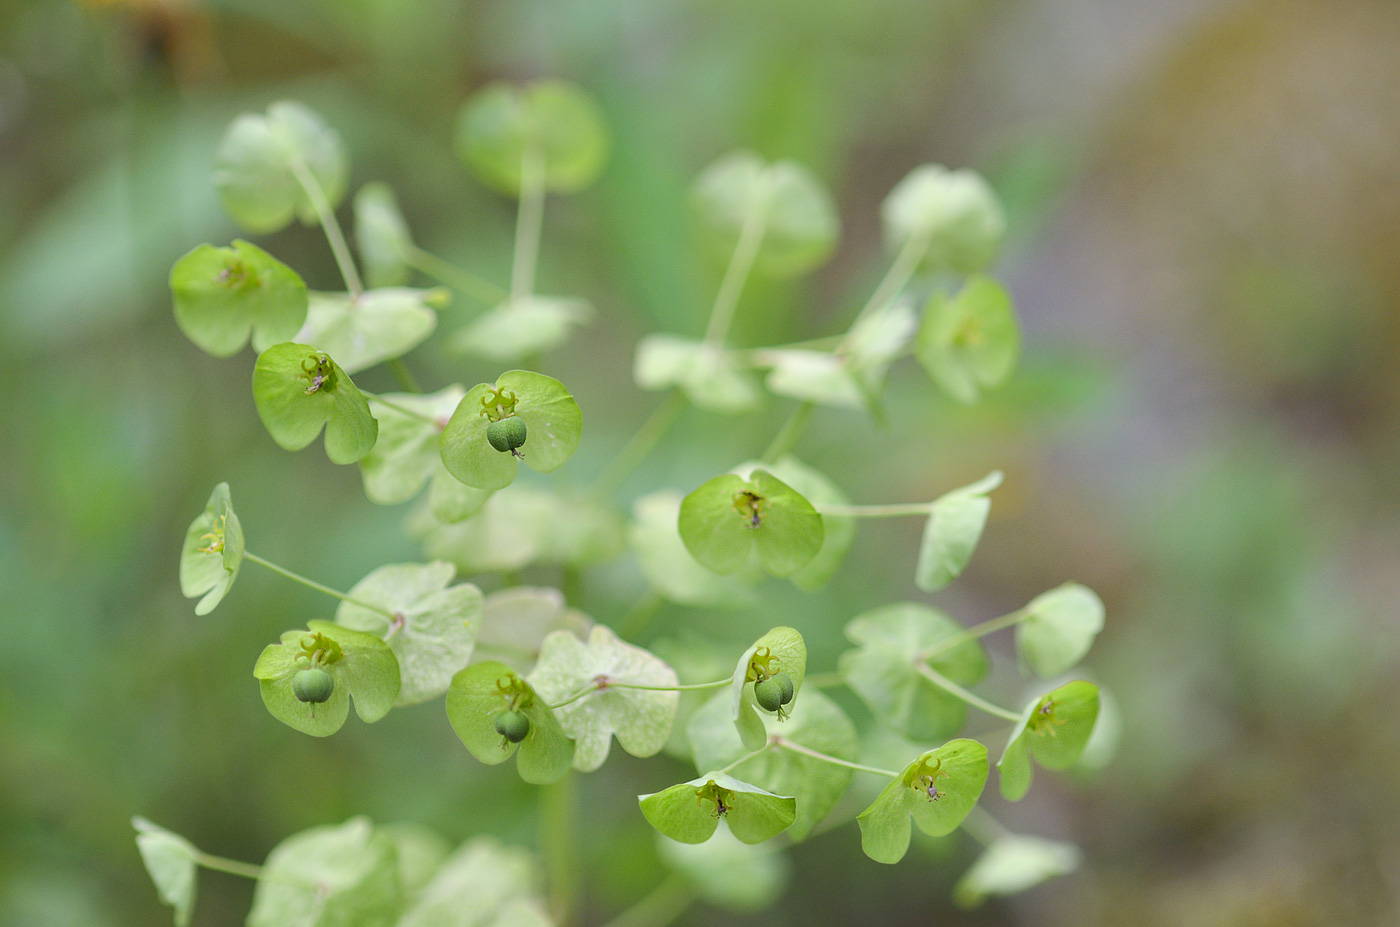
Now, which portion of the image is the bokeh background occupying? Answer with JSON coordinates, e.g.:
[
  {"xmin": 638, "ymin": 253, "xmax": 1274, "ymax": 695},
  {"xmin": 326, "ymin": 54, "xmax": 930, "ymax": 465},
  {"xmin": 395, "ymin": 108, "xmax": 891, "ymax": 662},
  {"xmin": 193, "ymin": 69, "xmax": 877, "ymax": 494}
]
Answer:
[{"xmin": 3, "ymin": 0, "xmax": 1400, "ymax": 924}]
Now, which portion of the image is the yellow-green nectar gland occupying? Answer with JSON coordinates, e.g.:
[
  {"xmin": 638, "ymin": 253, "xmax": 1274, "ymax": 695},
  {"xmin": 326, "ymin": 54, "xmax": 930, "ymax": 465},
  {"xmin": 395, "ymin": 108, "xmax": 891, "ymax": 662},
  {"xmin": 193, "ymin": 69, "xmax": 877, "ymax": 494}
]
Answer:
[
  {"xmin": 299, "ymin": 353, "xmax": 335, "ymax": 395},
  {"xmin": 1029, "ymin": 698, "xmax": 1067, "ymax": 738},
  {"xmin": 196, "ymin": 512, "xmax": 227, "ymax": 554},
  {"xmin": 732, "ymin": 490, "xmax": 767, "ymax": 529},
  {"xmin": 903, "ymin": 756, "xmax": 949, "ymax": 802},
  {"xmin": 478, "ymin": 386, "xmax": 520, "ymax": 423},
  {"xmin": 694, "ymin": 780, "xmax": 736, "ymax": 819}
]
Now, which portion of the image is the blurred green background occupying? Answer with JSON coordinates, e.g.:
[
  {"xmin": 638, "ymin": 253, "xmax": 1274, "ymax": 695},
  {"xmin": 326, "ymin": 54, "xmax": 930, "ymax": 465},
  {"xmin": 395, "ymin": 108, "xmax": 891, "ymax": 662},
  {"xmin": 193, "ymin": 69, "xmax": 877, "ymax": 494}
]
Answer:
[{"xmin": 3, "ymin": 0, "xmax": 1400, "ymax": 924}]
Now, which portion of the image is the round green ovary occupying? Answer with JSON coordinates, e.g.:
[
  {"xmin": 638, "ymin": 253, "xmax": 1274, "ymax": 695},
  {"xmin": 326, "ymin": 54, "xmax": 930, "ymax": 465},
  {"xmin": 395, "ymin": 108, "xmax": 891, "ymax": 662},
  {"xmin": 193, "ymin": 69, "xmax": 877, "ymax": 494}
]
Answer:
[
  {"xmin": 773, "ymin": 672, "xmax": 795, "ymax": 705},
  {"xmin": 494, "ymin": 710, "xmax": 531, "ymax": 743},
  {"xmin": 486, "ymin": 416, "xmax": 528, "ymax": 453},
  {"xmin": 754, "ymin": 674, "xmax": 787, "ymax": 713},
  {"xmin": 292, "ymin": 667, "xmax": 335, "ymax": 704}
]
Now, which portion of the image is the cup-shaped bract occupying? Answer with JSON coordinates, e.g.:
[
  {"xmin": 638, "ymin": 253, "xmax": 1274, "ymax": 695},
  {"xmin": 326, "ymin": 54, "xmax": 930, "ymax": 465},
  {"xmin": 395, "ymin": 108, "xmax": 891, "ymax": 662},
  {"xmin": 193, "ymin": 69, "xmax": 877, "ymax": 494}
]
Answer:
[
  {"xmin": 640, "ymin": 773, "xmax": 796, "ymax": 845},
  {"xmin": 170, "ymin": 240, "xmax": 308, "ymax": 357},
  {"xmin": 916, "ymin": 275, "xmax": 1020, "ymax": 405},
  {"xmin": 445, "ymin": 661, "xmax": 574, "ymax": 784},
  {"xmin": 353, "ymin": 182, "xmax": 414, "ymax": 289},
  {"xmin": 678, "ymin": 469, "xmax": 823, "ymax": 578},
  {"xmin": 882, "ymin": 164, "xmax": 1004, "ymax": 275},
  {"xmin": 253, "ymin": 621, "xmax": 401, "ymax": 737},
  {"xmin": 455, "ymin": 81, "xmax": 609, "ymax": 195},
  {"xmin": 439, "ymin": 370, "xmax": 582, "ymax": 490},
  {"xmin": 252, "ymin": 343, "xmax": 378, "ymax": 464},
  {"xmin": 179, "ymin": 482, "xmax": 245, "ymax": 616},
  {"xmin": 997, "ymin": 681, "xmax": 1101, "ymax": 801},
  {"xmin": 857, "ymin": 739, "xmax": 989, "ymax": 864}
]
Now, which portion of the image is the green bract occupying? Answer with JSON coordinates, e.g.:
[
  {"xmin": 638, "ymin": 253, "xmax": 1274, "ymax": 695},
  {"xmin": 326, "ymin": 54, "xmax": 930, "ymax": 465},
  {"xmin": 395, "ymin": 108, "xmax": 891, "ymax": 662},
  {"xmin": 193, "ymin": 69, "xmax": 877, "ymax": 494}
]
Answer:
[
  {"xmin": 294, "ymin": 288, "xmax": 442, "ymax": 375},
  {"xmin": 839, "ymin": 603, "xmax": 990, "ymax": 741},
  {"xmin": 439, "ymin": 371, "xmax": 583, "ymax": 490},
  {"xmin": 997, "ymin": 680, "xmax": 1101, "ymax": 801},
  {"xmin": 252, "ymin": 621, "xmax": 401, "ymax": 736},
  {"xmin": 882, "ymin": 164, "xmax": 1005, "ymax": 274},
  {"xmin": 179, "ymin": 482, "xmax": 244, "ymax": 616},
  {"xmin": 763, "ymin": 300, "xmax": 917, "ymax": 413},
  {"xmin": 856, "ymin": 740, "xmax": 989, "ymax": 864},
  {"xmin": 639, "ymin": 773, "xmax": 796, "ymax": 845},
  {"xmin": 334, "ymin": 561, "xmax": 482, "ymax": 706},
  {"xmin": 213, "ymin": 101, "xmax": 349, "ymax": 234},
  {"xmin": 657, "ymin": 824, "xmax": 792, "ymax": 913},
  {"xmin": 915, "ymin": 470, "xmax": 1003, "ymax": 592},
  {"xmin": 527, "ymin": 625, "xmax": 679, "ymax": 771},
  {"xmin": 133, "ymin": 818, "xmax": 198, "ymax": 927},
  {"xmin": 633, "ymin": 335, "xmax": 760, "ymax": 412},
  {"xmin": 761, "ymin": 456, "xmax": 854, "ymax": 590},
  {"xmin": 247, "ymin": 817, "xmax": 402, "ymax": 927},
  {"xmin": 687, "ymin": 688, "xmax": 855, "ymax": 841},
  {"xmin": 455, "ymin": 81, "xmax": 609, "ymax": 195},
  {"xmin": 359, "ymin": 386, "xmax": 472, "ymax": 506},
  {"xmin": 252, "ymin": 343, "xmax": 378, "ymax": 464},
  {"xmin": 450, "ymin": 296, "xmax": 592, "ymax": 361},
  {"xmin": 953, "ymin": 835, "xmax": 1081, "ymax": 908},
  {"xmin": 1015, "ymin": 582, "xmax": 1106, "ymax": 678},
  {"xmin": 627, "ymin": 491, "xmax": 757, "ymax": 608},
  {"xmin": 727, "ymin": 627, "xmax": 808, "ymax": 751},
  {"xmin": 678, "ymin": 468, "xmax": 823, "ymax": 577},
  {"xmin": 692, "ymin": 151, "xmax": 839, "ymax": 278},
  {"xmin": 917, "ymin": 275, "xmax": 1020, "ymax": 405},
  {"xmin": 169, "ymin": 240, "xmax": 308, "ymax": 357},
  {"xmin": 444, "ymin": 661, "xmax": 574, "ymax": 784},
  {"xmin": 353, "ymin": 182, "xmax": 414, "ymax": 288}
]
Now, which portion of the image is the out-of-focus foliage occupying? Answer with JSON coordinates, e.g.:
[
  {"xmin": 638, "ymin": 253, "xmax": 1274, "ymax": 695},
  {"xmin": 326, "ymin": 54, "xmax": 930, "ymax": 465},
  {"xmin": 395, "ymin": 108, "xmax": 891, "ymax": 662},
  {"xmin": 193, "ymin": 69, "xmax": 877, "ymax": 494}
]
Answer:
[{"xmin": 4, "ymin": 0, "xmax": 1400, "ymax": 925}]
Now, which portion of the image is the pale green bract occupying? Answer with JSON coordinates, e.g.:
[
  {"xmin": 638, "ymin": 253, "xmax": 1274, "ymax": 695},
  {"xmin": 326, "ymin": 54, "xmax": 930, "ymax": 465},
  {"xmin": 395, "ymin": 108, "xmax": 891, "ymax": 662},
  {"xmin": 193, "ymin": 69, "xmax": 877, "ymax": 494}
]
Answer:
[
  {"xmin": 997, "ymin": 680, "xmax": 1101, "ymax": 801},
  {"xmin": 677, "ymin": 468, "xmax": 823, "ymax": 577},
  {"xmin": 170, "ymin": 240, "xmax": 308, "ymax": 357},
  {"xmin": 692, "ymin": 151, "xmax": 839, "ymax": 278},
  {"xmin": 639, "ymin": 773, "xmax": 796, "ymax": 845},
  {"xmin": 759, "ymin": 456, "xmax": 854, "ymax": 591},
  {"xmin": 450, "ymin": 297, "xmax": 592, "ymax": 361},
  {"xmin": 657, "ymin": 825, "xmax": 792, "ymax": 912},
  {"xmin": 335, "ymin": 561, "xmax": 483, "ymax": 706},
  {"xmin": 727, "ymin": 626, "xmax": 807, "ymax": 752},
  {"xmin": 445, "ymin": 661, "xmax": 575, "ymax": 784},
  {"xmin": 528, "ymin": 625, "xmax": 679, "ymax": 772},
  {"xmin": 397, "ymin": 837, "xmax": 552, "ymax": 927},
  {"xmin": 252, "ymin": 621, "xmax": 401, "ymax": 736},
  {"xmin": 247, "ymin": 817, "xmax": 402, "ymax": 927},
  {"xmin": 455, "ymin": 81, "xmax": 609, "ymax": 195},
  {"xmin": 916, "ymin": 275, "xmax": 1021, "ymax": 405},
  {"xmin": 633, "ymin": 335, "xmax": 760, "ymax": 412},
  {"xmin": 213, "ymin": 101, "xmax": 348, "ymax": 234},
  {"xmin": 474, "ymin": 586, "xmax": 592, "ymax": 674},
  {"xmin": 179, "ymin": 482, "xmax": 244, "ymax": 616},
  {"xmin": 915, "ymin": 470, "xmax": 1003, "ymax": 592},
  {"xmin": 252, "ymin": 342, "xmax": 378, "ymax": 464},
  {"xmin": 856, "ymin": 739, "xmax": 989, "ymax": 864},
  {"xmin": 294, "ymin": 288, "xmax": 442, "ymax": 375},
  {"xmin": 354, "ymin": 182, "xmax": 414, "ymax": 289},
  {"xmin": 953, "ymin": 835, "xmax": 1081, "ymax": 908},
  {"xmin": 132, "ymin": 818, "xmax": 198, "ymax": 927},
  {"xmin": 839, "ymin": 603, "xmax": 990, "ymax": 741},
  {"xmin": 1015, "ymin": 582, "xmax": 1106, "ymax": 678},
  {"xmin": 360, "ymin": 387, "xmax": 467, "ymax": 505},
  {"xmin": 627, "ymin": 491, "xmax": 757, "ymax": 608},
  {"xmin": 439, "ymin": 370, "xmax": 582, "ymax": 490},
  {"xmin": 882, "ymin": 164, "xmax": 1004, "ymax": 274}
]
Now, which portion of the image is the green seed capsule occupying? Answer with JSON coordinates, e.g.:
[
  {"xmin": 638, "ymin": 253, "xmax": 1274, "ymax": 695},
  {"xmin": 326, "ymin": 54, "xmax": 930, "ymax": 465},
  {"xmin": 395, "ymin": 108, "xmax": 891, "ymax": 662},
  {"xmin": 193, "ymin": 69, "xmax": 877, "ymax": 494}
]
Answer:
[
  {"xmin": 486, "ymin": 416, "xmax": 527, "ymax": 453},
  {"xmin": 292, "ymin": 667, "xmax": 334, "ymax": 704},
  {"xmin": 494, "ymin": 710, "xmax": 531, "ymax": 743},
  {"xmin": 754, "ymin": 676, "xmax": 785, "ymax": 713},
  {"xmin": 773, "ymin": 672, "xmax": 795, "ymax": 706}
]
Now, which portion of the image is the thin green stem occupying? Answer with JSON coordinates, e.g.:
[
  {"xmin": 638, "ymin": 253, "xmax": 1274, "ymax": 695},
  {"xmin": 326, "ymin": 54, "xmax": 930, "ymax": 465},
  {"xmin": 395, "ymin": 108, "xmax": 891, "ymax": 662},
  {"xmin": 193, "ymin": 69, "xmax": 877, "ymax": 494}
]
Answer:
[
  {"xmin": 243, "ymin": 552, "xmax": 396, "ymax": 620},
  {"xmin": 592, "ymin": 392, "xmax": 686, "ymax": 497},
  {"xmin": 761, "ymin": 401, "xmax": 814, "ymax": 463},
  {"xmin": 840, "ymin": 227, "xmax": 930, "ymax": 348},
  {"xmin": 607, "ymin": 678, "xmax": 732, "ymax": 693},
  {"xmin": 769, "ymin": 737, "xmax": 900, "ymax": 778},
  {"xmin": 541, "ymin": 772, "xmax": 579, "ymax": 927},
  {"xmin": 547, "ymin": 686, "xmax": 599, "ymax": 711},
  {"xmin": 190, "ymin": 851, "xmax": 266, "ymax": 881},
  {"xmin": 817, "ymin": 502, "xmax": 935, "ymax": 518},
  {"xmin": 511, "ymin": 146, "xmax": 547, "ymax": 305},
  {"xmin": 914, "ymin": 662, "xmax": 1021, "ymax": 722},
  {"xmin": 920, "ymin": 611, "xmax": 1028, "ymax": 661},
  {"xmin": 960, "ymin": 805, "xmax": 1013, "ymax": 847},
  {"xmin": 289, "ymin": 159, "xmax": 363, "ymax": 298},
  {"xmin": 703, "ymin": 208, "xmax": 767, "ymax": 347},
  {"xmin": 716, "ymin": 745, "xmax": 770, "ymax": 775},
  {"xmin": 405, "ymin": 246, "xmax": 507, "ymax": 304},
  {"xmin": 387, "ymin": 358, "xmax": 421, "ymax": 393},
  {"xmin": 597, "ymin": 874, "xmax": 696, "ymax": 927},
  {"xmin": 361, "ymin": 391, "xmax": 444, "ymax": 427}
]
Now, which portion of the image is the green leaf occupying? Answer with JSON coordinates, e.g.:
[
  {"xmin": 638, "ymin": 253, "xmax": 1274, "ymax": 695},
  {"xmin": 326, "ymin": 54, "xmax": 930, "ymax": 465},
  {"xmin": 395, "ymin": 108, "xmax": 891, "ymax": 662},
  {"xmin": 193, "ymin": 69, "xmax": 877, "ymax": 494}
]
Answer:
[
  {"xmin": 882, "ymin": 164, "xmax": 1004, "ymax": 275},
  {"xmin": 170, "ymin": 240, "xmax": 308, "ymax": 357},
  {"xmin": 627, "ymin": 491, "xmax": 757, "ymax": 608},
  {"xmin": 916, "ymin": 276, "xmax": 1020, "ymax": 405},
  {"xmin": 294, "ymin": 289, "xmax": 440, "ymax": 375},
  {"xmin": 678, "ymin": 469, "xmax": 823, "ymax": 577},
  {"xmin": 179, "ymin": 482, "xmax": 244, "ymax": 616},
  {"xmin": 839, "ymin": 603, "xmax": 990, "ymax": 741},
  {"xmin": 252, "ymin": 343, "xmax": 378, "ymax": 464},
  {"xmin": 1015, "ymin": 583, "xmax": 1105, "ymax": 678},
  {"xmin": 528, "ymin": 626, "xmax": 678, "ymax": 771},
  {"xmin": 247, "ymin": 817, "xmax": 403, "ymax": 927},
  {"xmin": 335, "ymin": 562, "xmax": 482, "ymax": 706},
  {"xmin": 763, "ymin": 456, "xmax": 854, "ymax": 591},
  {"xmin": 687, "ymin": 688, "xmax": 854, "ymax": 840},
  {"xmin": 633, "ymin": 335, "xmax": 760, "ymax": 413},
  {"xmin": 360, "ymin": 387, "xmax": 464, "ymax": 505},
  {"xmin": 692, "ymin": 151, "xmax": 838, "ymax": 278},
  {"xmin": 953, "ymin": 835, "xmax": 1080, "ymax": 908},
  {"xmin": 253, "ymin": 621, "xmax": 401, "ymax": 736},
  {"xmin": 657, "ymin": 825, "xmax": 791, "ymax": 913},
  {"xmin": 440, "ymin": 371, "xmax": 583, "ymax": 490},
  {"xmin": 213, "ymin": 101, "xmax": 349, "ymax": 234},
  {"xmin": 397, "ymin": 836, "xmax": 548, "ymax": 927},
  {"xmin": 727, "ymin": 627, "xmax": 807, "ymax": 752},
  {"xmin": 997, "ymin": 681, "xmax": 1101, "ymax": 801},
  {"xmin": 450, "ymin": 297, "xmax": 591, "ymax": 361},
  {"xmin": 640, "ymin": 773, "xmax": 796, "ymax": 845},
  {"xmin": 915, "ymin": 470, "xmax": 1003, "ymax": 592},
  {"xmin": 475, "ymin": 586, "xmax": 592, "ymax": 674},
  {"xmin": 444, "ymin": 661, "xmax": 574, "ymax": 784},
  {"xmin": 132, "ymin": 818, "xmax": 198, "ymax": 927},
  {"xmin": 455, "ymin": 81, "xmax": 609, "ymax": 195},
  {"xmin": 856, "ymin": 739, "xmax": 989, "ymax": 864},
  {"xmin": 353, "ymin": 182, "xmax": 414, "ymax": 289}
]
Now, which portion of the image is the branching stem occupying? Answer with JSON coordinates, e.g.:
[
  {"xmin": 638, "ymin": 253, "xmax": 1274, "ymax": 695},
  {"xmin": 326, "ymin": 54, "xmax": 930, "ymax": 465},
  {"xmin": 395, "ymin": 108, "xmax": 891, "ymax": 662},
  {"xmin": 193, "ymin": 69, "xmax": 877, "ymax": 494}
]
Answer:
[
  {"xmin": 817, "ymin": 502, "xmax": 935, "ymax": 518},
  {"xmin": 769, "ymin": 737, "xmax": 899, "ymax": 779},
  {"xmin": 914, "ymin": 662, "xmax": 1021, "ymax": 722},
  {"xmin": 920, "ymin": 611, "xmax": 1028, "ymax": 661},
  {"xmin": 361, "ymin": 391, "xmax": 444, "ymax": 427},
  {"xmin": 703, "ymin": 207, "xmax": 767, "ymax": 347},
  {"xmin": 592, "ymin": 392, "xmax": 686, "ymax": 497},
  {"xmin": 511, "ymin": 146, "xmax": 547, "ymax": 305},
  {"xmin": 406, "ymin": 246, "xmax": 507, "ymax": 304},
  {"xmin": 289, "ymin": 159, "xmax": 363, "ymax": 298},
  {"xmin": 243, "ymin": 552, "xmax": 396, "ymax": 620}
]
